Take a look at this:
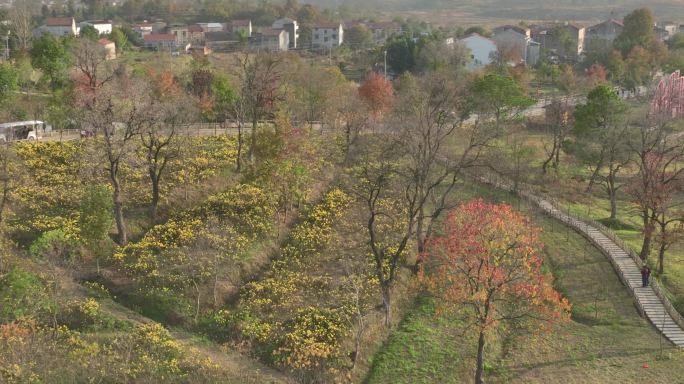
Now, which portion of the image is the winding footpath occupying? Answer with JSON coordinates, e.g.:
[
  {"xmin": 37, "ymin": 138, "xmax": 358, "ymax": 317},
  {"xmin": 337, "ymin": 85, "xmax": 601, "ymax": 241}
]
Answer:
[{"xmin": 482, "ymin": 176, "xmax": 684, "ymax": 349}]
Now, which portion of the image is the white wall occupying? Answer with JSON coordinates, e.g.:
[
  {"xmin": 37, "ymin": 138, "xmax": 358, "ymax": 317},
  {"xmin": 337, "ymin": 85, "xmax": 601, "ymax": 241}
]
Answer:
[{"xmin": 460, "ymin": 35, "xmax": 497, "ymax": 69}]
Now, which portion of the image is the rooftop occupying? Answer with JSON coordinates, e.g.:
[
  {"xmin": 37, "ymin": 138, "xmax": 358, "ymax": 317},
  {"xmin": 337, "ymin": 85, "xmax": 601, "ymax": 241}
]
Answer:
[
  {"xmin": 144, "ymin": 34, "xmax": 176, "ymax": 41},
  {"xmin": 46, "ymin": 17, "xmax": 74, "ymax": 27},
  {"xmin": 313, "ymin": 22, "xmax": 342, "ymax": 29}
]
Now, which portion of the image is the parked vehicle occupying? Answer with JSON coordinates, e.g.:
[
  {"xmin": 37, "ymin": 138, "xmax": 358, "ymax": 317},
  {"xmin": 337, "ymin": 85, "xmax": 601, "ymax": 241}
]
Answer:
[{"xmin": 0, "ymin": 121, "xmax": 51, "ymax": 142}]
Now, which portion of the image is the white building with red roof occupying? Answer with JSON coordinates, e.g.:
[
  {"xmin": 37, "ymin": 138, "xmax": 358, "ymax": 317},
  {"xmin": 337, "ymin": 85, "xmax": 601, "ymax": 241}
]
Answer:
[{"xmin": 36, "ymin": 17, "xmax": 78, "ymax": 37}]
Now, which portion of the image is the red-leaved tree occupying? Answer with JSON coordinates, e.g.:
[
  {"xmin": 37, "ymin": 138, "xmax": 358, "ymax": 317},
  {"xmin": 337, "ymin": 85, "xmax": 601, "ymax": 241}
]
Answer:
[
  {"xmin": 419, "ymin": 200, "xmax": 571, "ymax": 384},
  {"xmin": 358, "ymin": 72, "xmax": 393, "ymax": 119}
]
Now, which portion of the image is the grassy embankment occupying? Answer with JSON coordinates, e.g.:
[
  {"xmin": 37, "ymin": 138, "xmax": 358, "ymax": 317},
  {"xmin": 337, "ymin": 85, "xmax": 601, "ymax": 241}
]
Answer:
[{"xmin": 367, "ymin": 181, "xmax": 684, "ymax": 384}]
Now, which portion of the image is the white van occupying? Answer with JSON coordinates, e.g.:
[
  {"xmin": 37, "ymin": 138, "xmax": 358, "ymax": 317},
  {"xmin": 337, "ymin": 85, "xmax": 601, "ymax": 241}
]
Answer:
[{"xmin": 0, "ymin": 121, "xmax": 51, "ymax": 142}]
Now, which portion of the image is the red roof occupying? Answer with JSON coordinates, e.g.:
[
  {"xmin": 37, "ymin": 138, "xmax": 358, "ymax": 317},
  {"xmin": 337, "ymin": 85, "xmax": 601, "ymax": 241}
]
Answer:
[
  {"xmin": 47, "ymin": 17, "xmax": 74, "ymax": 27},
  {"xmin": 188, "ymin": 24, "xmax": 204, "ymax": 33},
  {"xmin": 232, "ymin": 19, "xmax": 251, "ymax": 27},
  {"xmin": 144, "ymin": 34, "xmax": 176, "ymax": 42}
]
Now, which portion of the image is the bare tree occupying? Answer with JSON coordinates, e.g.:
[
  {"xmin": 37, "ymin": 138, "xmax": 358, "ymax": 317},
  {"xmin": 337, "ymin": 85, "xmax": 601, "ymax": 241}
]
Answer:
[
  {"xmin": 629, "ymin": 118, "xmax": 684, "ymax": 261},
  {"xmin": 79, "ymin": 78, "xmax": 146, "ymax": 245},
  {"xmin": 139, "ymin": 75, "xmax": 196, "ymax": 222},
  {"xmin": 234, "ymin": 52, "xmax": 282, "ymax": 165},
  {"xmin": 72, "ymin": 39, "xmax": 116, "ymax": 90},
  {"xmin": 541, "ymin": 98, "xmax": 573, "ymax": 173},
  {"xmin": 8, "ymin": 5, "xmax": 33, "ymax": 51},
  {"xmin": 393, "ymin": 73, "xmax": 496, "ymax": 256}
]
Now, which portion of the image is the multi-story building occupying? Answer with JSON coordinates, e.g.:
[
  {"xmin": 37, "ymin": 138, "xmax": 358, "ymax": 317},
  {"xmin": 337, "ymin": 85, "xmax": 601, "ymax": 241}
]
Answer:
[
  {"xmin": 312, "ymin": 22, "xmax": 344, "ymax": 49},
  {"xmin": 492, "ymin": 25, "xmax": 540, "ymax": 66}
]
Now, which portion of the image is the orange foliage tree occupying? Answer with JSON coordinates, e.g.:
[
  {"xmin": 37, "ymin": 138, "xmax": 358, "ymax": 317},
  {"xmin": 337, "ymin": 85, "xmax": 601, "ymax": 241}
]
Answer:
[
  {"xmin": 358, "ymin": 72, "xmax": 393, "ymax": 119},
  {"xmin": 419, "ymin": 200, "xmax": 571, "ymax": 384}
]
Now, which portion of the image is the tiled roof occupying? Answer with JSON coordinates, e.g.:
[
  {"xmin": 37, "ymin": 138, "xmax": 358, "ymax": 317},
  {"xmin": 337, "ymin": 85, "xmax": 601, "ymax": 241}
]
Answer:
[
  {"xmin": 46, "ymin": 17, "xmax": 74, "ymax": 27},
  {"xmin": 144, "ymin": 34, "xmax": 176, "ymax": 41}
]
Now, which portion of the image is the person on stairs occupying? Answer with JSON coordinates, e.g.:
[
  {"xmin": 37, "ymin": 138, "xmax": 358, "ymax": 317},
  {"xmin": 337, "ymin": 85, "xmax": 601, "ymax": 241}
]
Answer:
[{"xmin": 641, "ymin": 265, "xmax": 651, "ymax": 288}]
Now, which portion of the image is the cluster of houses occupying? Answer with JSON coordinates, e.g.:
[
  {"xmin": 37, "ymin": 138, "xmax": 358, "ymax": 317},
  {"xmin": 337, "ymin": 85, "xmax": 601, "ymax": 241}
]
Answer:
[
  {"xmin": 34, "ymin": 17, "xmax": 117, "ymax": 59},
  {"xmin": 32, "ymin": 15, "xmax": 402, "ymax": 55},
  {"xmin": 459, "ymin": 19, "xmax": 683, "ymax": 69},
  {"xmin": 32, "ymin": 14, "xmax": 683, "ymax": 68}
]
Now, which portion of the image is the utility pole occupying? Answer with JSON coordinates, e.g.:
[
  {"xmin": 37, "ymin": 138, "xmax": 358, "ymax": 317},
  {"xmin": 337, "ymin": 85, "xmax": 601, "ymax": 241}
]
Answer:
[{"xmin": 384, "ymin": 50, "xmax": 387, "ymax": 79}]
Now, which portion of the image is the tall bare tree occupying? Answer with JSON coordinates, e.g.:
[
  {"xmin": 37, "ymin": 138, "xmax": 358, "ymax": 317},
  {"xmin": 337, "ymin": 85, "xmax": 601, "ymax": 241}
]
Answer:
[
  {"xmin": 72, "ymin": 39, "xmax": 116, "ymax": 90},
  {"xmin": 629, "ymin": 118, "xmax": 684, "ymax": 261},
  {"xmin": 392, "ymin": 73, "xmax": 496, "ymax": 256},
  {"xmin": 234, "ymin": 52, "xmax": 282, "ymax": 165},
  {"xmin": 8, "ymin": 5, "xmax": 33, "ymax": 51},
  {"xmin": 79, "ymin": 78, "xmax": 146, "ymax": 245},
  {"xmin": 139, "ymin": 73, "xmax": 196, "ymax": 221},
  {"xmin": 541, "ymin": 98, "xmax": 573, "ymax": 173}
]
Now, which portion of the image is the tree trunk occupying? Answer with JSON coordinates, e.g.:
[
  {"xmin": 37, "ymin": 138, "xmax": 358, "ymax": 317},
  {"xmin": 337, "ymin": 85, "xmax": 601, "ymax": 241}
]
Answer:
[
  {"xmin": 381, "ymin": 284, "xmax": 391, "ymax": 327},
  {"xmin": 475, "ymin": 330, "xmax": 486, "ymax": 384},
  {"xmin": 193, "ymin": 279, "xmax": 201, "ymax": 323},
  {"xmin": 236, "ymin": 121, "xmax": 243, "ymax": 172},
  {"xmin": 586, "ymin": 164, "xmax": 602, "ymax": 193},
  {"xmin": 248, "ymin": 115, "xmax": 257, "ymax": 163},
  {"xmin": 111, "ymin": 171, "xmax": 127, "ymax": 246},
  {"xmin": 639, "ymin": 214, "xmax": 653, "ymax": 261},
  {"xmin": 658, "ymin": 241, "xmax": 666, "ymax": 275},
  {"xmin": 609, "ymin": 192, "xmax": 617, "ymax": 220},
  {"xmin": 149, "ymin": 171, "xmax": 160, "ymax": 222}
]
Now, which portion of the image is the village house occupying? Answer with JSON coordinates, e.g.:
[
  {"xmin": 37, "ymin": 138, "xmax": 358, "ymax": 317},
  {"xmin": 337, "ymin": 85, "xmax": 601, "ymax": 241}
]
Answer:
[
  {"xmin": 205, "ymin": 31, "xmax": 239, "ymax": 51},
  {"xmin": 492, "ymin": 25, "xmax": 540, "ymax": 66},
  {"xmin": 252, "ymin": 28, "xmax": 289, "ymax": 52},
  {"xmin": 133, "ymin": 22, "xmax": 154, "ymax": 37},
  {"xmin": 143, "ymin": 34, "xmax": 177, "ymax": 51},
  {"xmin": 231, "ymin": 20, "xmax": 252, "ymax": 38},
  {"xmin": 197, "ymin": 22, "xmax": 225, "ymax": 33},
  {"xmin": 655, "ymin": 22, "xmax": 679, "ymax": 41},
  {"xmin": 187, "ymin": 24, "xmax": 206, "ymax": 45},
  {"xmin": 168, "ymin": 24, "xmax": 190, "ymax": 45},
  {"xmin": 272, "ymin": 18, "xmax": 298, "ymax": 49},
  {"xmin": 79, "ymin": 20, "xmax": 112, "ymax": 35},
  {"xmin": 98, "ymin": 38, "xmax": 116, "ymax": 60},
  {"xmin": 36, "ymin": 17, "xmax": 78, "ymax": 37},
  {"xmin": 532, "ymin": 22, "xmax": 585, "ymax": 61},
  {"xmin": 312, "ymin": 22, "xmax": 344, "ymax": 49},
  {"xmin": 458, "ymin": 33, "xmax": 497, "ymax": 69},
  {"xmin": 584, "ymin": 19, "xmax": 624, "ymax": 53},
  {"xmin": 586, "ymin": 19, "xmax": 624, "ymax": 42}
]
